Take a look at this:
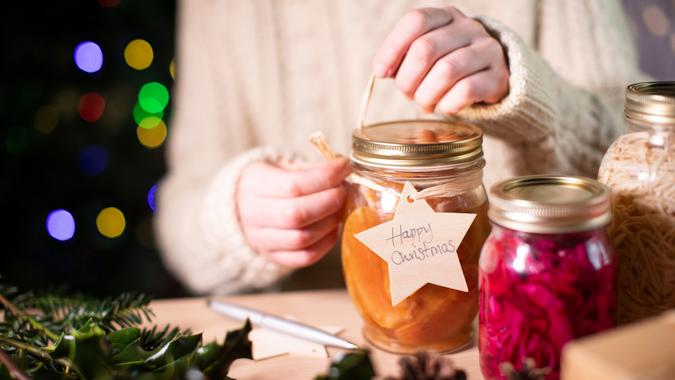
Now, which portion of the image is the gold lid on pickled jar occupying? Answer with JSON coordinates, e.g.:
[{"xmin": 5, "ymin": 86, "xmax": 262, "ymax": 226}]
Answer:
[
  {"xmin": 625, "ymin": 81, "xmax": 675, "ymax": 126},
  {"xmin": 488, "ymin": 175, "xmax": 611, "ymax": 234},
  {"xmin": 351, "ymin": 119, "xmax": 483, "ymax": 170}
]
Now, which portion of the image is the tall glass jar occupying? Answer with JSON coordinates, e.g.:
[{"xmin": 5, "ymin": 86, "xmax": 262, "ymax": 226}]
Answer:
[
  {"xmin": 342, "ymin": 120, "xmax": 491, "ymax": 354},
  {"xmin": 598, "ymin": 82, "xmax": 675, "ymax": 324},
  {"xmin": 479, "ymin": 176, "xmax": 616, "ymax": 380}
]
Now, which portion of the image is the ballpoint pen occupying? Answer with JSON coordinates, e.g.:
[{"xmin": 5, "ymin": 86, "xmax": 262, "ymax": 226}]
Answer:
[{"xmin": 207, "ymin": 299, "xmax": 359, "ymax": 350}]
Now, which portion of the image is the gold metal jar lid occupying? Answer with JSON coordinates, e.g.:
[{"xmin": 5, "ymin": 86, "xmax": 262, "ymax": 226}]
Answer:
[
  {"xmin": 625, "ymin": 81, "xmax": 675, "ymax": 126},
  {"xmin": 351, "ymin": 119, "xmax": 483, "ymax": 171},
  {"xmin": 488, "ymin": 175, "xmax": 611, "ymax": 234}
]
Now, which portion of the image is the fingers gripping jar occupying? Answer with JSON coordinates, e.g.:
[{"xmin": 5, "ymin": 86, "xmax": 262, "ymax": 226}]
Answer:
[
  {"xmin": 598, "ymin": 82, "xmax": 675, "ymax": 324},
  {"xmin": 341, "ymin": 119, "xmax": 491, "ymax": 354}
]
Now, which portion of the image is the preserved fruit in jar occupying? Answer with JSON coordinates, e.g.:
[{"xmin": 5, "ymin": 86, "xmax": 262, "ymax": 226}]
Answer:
[{"xmin": 342, "ymin": 120, "xmax": 490, "ymax": 353}]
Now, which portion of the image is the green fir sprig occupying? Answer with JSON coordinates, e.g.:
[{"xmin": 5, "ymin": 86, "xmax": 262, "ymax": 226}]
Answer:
[{"xmin": 0, "ymin": 280, "xmax": 252, "ymax": 380}]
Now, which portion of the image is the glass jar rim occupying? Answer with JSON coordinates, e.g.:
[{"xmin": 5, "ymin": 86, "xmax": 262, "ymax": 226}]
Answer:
[
  {"xmin": 625, "ymin": 81, "xmax": 675, "ymax": 126},
  {"xmin": 351, "ymin": 157, "xmax": 486, "ymax": 176},
  {"xmin": 351, "ymin": 119, "xmax": 483, "ymax": 171},
  {"xmin": 488, "ymin": 175, "xmax": 611, "ymax": 234}
]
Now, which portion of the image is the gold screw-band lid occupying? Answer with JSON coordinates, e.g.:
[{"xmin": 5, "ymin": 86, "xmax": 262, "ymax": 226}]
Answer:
[
  {"xmin": 488, "ymin": 175, "xmax": 611, "ymax": 234},
  {"xmin": 351, "ymin": 119, "xmax": 483, "ymax": 171},
  {"xmin": 625, "ymin": 81, "xmax": 675, "ymax": 126}
]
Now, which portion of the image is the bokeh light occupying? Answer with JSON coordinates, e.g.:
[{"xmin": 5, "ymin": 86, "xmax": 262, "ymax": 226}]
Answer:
[
  {"xmin": 34, "ymin": 105, "xmax": 59, "ymax": 134},
  {"xmin": 138, "ymin": 82, "xmax": 169, "ymax": 113},
  {"xmin": 46, "ymin": 209, "xmax": 76, "ymax": 241},
  {"xmin": 147, "ymin": 183, "xmax": 158, "ymax": 211},
  {"xmin": 132, "ymin": 101, "xmax": 163, "ymax": 125},
  {"xmin": 169, "ymin": 59, "xmax": 175, "ymax": 79},
  {"xmin": 138, "ymin": 115, "xmax": 163, "ymax": 130},
  {"xmin": 136, "ymin": 120, "xmax": 167, "ymax": 148},
  {"xmin": 96, "ymin": 207, "xmax": 126, "ymax": 238},
  {"xmin": 6, "ymin": 126, "xmax": 29, "ymax": 154},
  {"xmin": 79, "ymin": 145, "xmax": 109, "ymax": 176},
  {"xmin": 124, "ymin": 39, "xmax": 154, "ymax": 70},
  {"xmin": 642, "ymin": 5, "xmax": 669, "ymax": 37},
  {"xmin": 74, "ymin": 41, "xmax": 103, "ymax": 73},
  {"xmin": 78, "ymin": 92, "xmax": 106, "ymax": 122}
]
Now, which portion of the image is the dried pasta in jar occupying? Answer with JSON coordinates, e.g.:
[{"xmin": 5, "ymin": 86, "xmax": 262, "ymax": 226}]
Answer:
[{"xmin": 598, "ymin": 82, "xmax": 675, "ymax": 324}]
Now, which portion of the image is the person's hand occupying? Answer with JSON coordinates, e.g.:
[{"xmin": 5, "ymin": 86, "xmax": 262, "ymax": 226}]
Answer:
[
  {"xmin": 237, "ymin": 158, "xmax": 349, "ymax": 268},
  {"xmin": 373, "ymin": 6, "xmax": 509, "ymax": 114}
]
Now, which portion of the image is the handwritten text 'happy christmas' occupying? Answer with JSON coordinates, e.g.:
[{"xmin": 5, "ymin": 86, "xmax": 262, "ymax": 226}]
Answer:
[
  {"xmin": 353, "ymin": 182, "xmax": 475, "ymax": 305},
  {"xmin": 386, "ymin": 223, "xmax": 457, "ymax": 265}
]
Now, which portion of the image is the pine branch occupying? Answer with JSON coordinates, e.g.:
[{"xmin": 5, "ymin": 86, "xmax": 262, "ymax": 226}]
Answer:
[
  {"xmin": 12, "ymin": 290, "xmax": 153, "ymax": 333},
  {"xmin": 140, "ymin": 325, "xmax": 189, "ymax": 351},
  {"xmin": 0, "ymin": 336, "xmax": 53, "ymax": 361},
  {"xmin": 0, "ymin": 349, "xmax": 29, "ymax": 380},
  {"xmin": 0, "ymin": 294, "xmax": 20, "ymax": 316},
  {"xmin": 0, "ymin": 280, "xmax": 254, "ymax": 379},
  {"xmin": 0, "ymin": 292, "xmax": 59, "ymax": 341}
]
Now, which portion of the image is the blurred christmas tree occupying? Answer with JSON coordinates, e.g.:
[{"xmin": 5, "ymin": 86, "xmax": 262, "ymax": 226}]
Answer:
[{"xmin": 0, "ymin": 0, "xmax": 186, "ymax": 297}]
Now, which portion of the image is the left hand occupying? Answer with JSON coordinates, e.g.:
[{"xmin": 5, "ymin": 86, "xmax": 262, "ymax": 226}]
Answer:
[
  {"xmin": 236, "ymin": 158, "xmax": 349, "ymax": 269},
  {"xmin": 373, "ymin": 6, "xmax": 510, "ymax": 114}
]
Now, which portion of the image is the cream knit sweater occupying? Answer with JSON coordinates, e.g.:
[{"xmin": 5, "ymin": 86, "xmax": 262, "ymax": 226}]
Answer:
[{"xmin": 156, "ymin": 0, "xmax": 646, "ymax": 294}]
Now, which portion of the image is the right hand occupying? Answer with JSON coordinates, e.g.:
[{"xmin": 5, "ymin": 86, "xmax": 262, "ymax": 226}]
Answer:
[
  {"xmin": 237, "ymin": 158, "xmax": 350, "ymax": 268},
  {"xmin": 372, "ymin": 6, "xmax": 509, "ymax": 114}
]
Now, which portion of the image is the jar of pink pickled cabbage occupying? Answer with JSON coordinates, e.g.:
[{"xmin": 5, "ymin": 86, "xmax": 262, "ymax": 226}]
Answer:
[{"xmin": 478, "ymin": 175, "xmax": 616, "ymax": 380}]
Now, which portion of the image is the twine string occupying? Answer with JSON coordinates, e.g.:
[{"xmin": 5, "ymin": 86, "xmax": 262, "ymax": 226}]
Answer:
[
  {"xmin": 309, "ymin": 132, "xmax": 481, "ymax": 199},
  {"xmin": 357, "ymin": 74, "xmax": 376, "ymax": 130},
  {"xmin": 309, "ymin": 74, "xmax": 481, "ymax": 200}
]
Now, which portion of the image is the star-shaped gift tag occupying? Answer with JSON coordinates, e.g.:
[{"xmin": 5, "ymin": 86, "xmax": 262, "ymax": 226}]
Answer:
[
  {"xmin": 250, "ymin": 319, "xmax": 343, "ymax": 360},
  {"xmin": 355, "ymin": 182, "xmax": 476, "ymax": 306}
]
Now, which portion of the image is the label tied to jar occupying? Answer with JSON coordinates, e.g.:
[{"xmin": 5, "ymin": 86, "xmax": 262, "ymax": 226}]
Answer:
[{"xmin": 355, "ymin": 182, "xmax": 476, "ymax": 306}]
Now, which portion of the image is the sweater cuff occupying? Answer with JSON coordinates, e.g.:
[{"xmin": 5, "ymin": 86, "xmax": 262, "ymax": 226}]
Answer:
[
  {"xmin": 199, "ymin": 147, "xmax": 296, "ymax": 293},
  {"xmin": 455, "ymin": 16, "xmax": 556, "ymax": 143}
]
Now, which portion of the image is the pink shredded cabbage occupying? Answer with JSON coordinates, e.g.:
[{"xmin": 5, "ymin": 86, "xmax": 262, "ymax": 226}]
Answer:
[{"xmin": 478, "ymin": 226, "xmax": 616, "ymax": 380}]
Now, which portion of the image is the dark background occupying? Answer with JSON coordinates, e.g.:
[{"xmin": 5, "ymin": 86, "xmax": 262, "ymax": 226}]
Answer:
[
  {"xmin": 1, "ymin": 0, "xmax": 673, "ymax": 298},
  {"xmin": 1, "ymin": 0, "xmax": 184, "ymax": 297}
]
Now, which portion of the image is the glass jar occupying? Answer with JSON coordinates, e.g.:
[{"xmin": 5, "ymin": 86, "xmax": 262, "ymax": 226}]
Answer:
[
  {"xmin": 341, "ymin": 120, "xmax": 491, "ymax": 354},
  {"xmin": 478, "ymin": 176, "xmax": 616, "ymax": 380},
  {"xmin": 598, "ymin": 82, "xmax": 675, "ymax": 324}
]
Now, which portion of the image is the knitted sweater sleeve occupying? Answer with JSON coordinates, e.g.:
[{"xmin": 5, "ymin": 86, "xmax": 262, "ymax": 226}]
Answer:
[
  {"xmin": 154, "ymin": 1, "xmax": 293, "ymax": 295},
  {"xmin": 460, "ymin": 0, "xmax": 647, "ymax": 177}
]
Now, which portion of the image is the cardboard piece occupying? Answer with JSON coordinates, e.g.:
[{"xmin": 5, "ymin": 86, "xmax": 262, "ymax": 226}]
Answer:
[
  {"xmin": 250, "ymin": 319, "xmax": 344, "ymax": 360},
  {"xmin": 562, "ymin": 311, "xmax": 675, "ymax": 380},
  {"xmin": 354, "ymin": 182, "xmax": 476, "ymax": 306}
]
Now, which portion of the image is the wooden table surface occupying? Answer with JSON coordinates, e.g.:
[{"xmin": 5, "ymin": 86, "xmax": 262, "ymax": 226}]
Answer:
[{"xmin": 151, "ymin": 290, "xmax": 483, "ymax": 379}]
